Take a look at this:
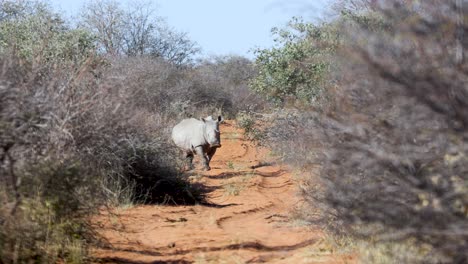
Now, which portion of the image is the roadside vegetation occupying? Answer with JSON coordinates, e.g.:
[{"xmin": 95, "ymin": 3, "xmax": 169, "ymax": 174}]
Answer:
[
  {"xmin": 251, "ymin": 0, "xmax": 468, "ymax": 263},
  {"xmin": 0, "ymin": 1, "xmax": 262, "ymax": 262},
  {"xmin": 1, "ymin": 0, "xmax": 466, "ymax": 263}
]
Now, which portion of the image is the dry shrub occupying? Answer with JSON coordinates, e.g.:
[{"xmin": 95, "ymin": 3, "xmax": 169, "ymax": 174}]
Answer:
[
  {"xmin": 0, "ymin": 54, "xmax": 205, "ymax": 262},
  {"xmin": 0, "ymin": 55, "xmax": 102, "ymax": 262},
  {"xmin": 106, "ymin": 55, "xmax": 265, "ymax": 120},
  {"xmin": 267, "ymin": 1, "xmax": 468, "ymax": 263},
  {"xmin": 195, "ymin": 55, "xmax": 266, "ymax": 118},
  {"xmin": 0, "ymin": 50, "xmax": 260, "ymax": 262},
  {"xmin": 0, "ymin": 2, "xmax": 262, "ymax": 262}
]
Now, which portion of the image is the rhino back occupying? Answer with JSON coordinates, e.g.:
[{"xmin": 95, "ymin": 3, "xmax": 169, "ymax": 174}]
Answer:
[{"xmin": 172, "ymin": 118, "xmax": 207, "ymax": 150}]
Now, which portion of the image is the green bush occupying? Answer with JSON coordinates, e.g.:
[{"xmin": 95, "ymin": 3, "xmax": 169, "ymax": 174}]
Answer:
[
  {"xmin": 250, "ymin": 17, "xmax": 337, "ymax": 107},
  {"xmin": 0, "ymin": 160, "xmax": 91, "ymax": 263},
  {"xmin": 0, "ymin": 1, "xmax": 96, "ymax": 70},
  {"xmin": 236, "ymin": 112, "xmax": 264, "ymax": 142}
]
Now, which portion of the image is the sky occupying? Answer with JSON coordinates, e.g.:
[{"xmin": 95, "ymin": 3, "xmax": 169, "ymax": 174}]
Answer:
[{"xmin": 49, "ymin": 0, "xmax": 332, "ymax": 59}]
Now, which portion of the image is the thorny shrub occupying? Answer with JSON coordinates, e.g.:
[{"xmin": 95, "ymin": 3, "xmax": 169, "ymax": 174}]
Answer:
[
  {"xmin": 265, "ymin": 1, "xmax": 468, "ymax": 263},
  {"xmin": 0, "ymin": 1, "xmax": 264, "ymax": 262},
  {"xmin": 0, "ymin": 52, "xmax": 195, "ymax": 261},
  {"xmin": 0, "ymin": 22, "xmax": 263, "ymax": 264}
]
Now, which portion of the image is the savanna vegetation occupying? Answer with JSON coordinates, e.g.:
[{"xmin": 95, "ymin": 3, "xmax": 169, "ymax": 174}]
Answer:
[
  {"xmin": 0, "ymin": 0, "xmax": 466, "ymax": 263},
  {"xmin": 251, "ymin": 0, "xmax": 468, "ymax": 263},
  {"xmin": 0, "ymin": 0, "xmax": 262, "ymax": 262}
]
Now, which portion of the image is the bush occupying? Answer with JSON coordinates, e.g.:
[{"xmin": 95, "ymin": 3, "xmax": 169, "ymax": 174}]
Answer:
[
  {"xmin": 250, "ymin": 17, "xmax": 338, "ymax": 107},
  {"xmin": 235, "ymin": 111, "xmax": 264, "ymax": 142},
  {"xmin": 0, "ymin": 1, "xmax": 262, "ymax": 262},
  {"xmin": 0, "ymin": 193, "xmax": 88, "ymax": 263},
  {"xmin": 196, "ymin": 55, "xmax": 266, "ymax": 118},
  {"xmin": 0, "ymin": 41, "xmax": 189, "ymax": 264},
  {"xmin": 107, "ymin": 55, "xmax": 265, "ymax": 120},
  {"xmin": 263, "ymin": 1, "xmax": 468, "ymax": 262},
  {"xmin": 0, "ymin": 1, "xmax": 97, "ymax": 75}
]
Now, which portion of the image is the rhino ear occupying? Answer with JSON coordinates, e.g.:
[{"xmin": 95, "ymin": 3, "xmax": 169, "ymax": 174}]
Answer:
[{"xmin": 217, "ymin": 115, "xmax": 224, "ymax": 123}]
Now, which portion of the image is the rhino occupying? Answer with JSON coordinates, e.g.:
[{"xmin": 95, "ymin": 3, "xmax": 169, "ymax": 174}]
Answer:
[{"xmin": 172, "ymin": 115, "xmax": 223, "ymax": 171}]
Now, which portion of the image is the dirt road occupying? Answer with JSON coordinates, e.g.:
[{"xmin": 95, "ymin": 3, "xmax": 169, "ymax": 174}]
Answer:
[{"xmin": 91, "ymin": 121, "xmax": 353, "ymax": 263}]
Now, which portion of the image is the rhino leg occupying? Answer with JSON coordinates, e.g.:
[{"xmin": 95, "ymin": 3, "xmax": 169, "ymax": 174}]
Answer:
[
  {"xmin": 195, "ymin": 146, "xmax": 210, "ymax": 171},
  {"xmin": 207, "ymin": 147, "xmax": 217, "ymax": 162},
  {"xmin": 185, "ymin": 151, "xmax": 194, "ymax": 170}
]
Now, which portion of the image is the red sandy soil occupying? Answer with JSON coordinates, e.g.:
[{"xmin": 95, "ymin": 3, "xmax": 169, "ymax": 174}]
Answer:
[{"xmin": 90, "ymin": 121, "xmax": 355, "ymax": 264}]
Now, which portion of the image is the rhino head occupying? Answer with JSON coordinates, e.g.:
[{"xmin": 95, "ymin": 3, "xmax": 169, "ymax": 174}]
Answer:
[{"xmin": 201, "ymin": 115, "xmax": 223, "ymax": 148}]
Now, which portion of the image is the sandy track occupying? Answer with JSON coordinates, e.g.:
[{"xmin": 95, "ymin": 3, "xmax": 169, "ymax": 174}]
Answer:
[{"xmin": 91, "ymin": 121, "xmax": 354, "ymax": 263}]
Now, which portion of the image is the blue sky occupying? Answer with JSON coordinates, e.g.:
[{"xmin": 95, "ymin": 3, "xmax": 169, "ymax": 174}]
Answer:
[{"xmin": 49, "ymin": 0, "xmax": 331, "ymax": 59}]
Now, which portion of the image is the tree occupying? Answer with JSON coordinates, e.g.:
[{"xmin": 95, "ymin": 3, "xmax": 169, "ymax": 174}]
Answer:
[
  {"xmin": 149, "ymin": 27, "xmax": 200, "ymax": 66},
  {"xmin": 79, "ymin": 0, "xmax": 200, "ymax": 66},
  {"xmin": 80, "ymin": 0, "xmax": 124, "ymax": 56},
  {"xmin": 122, "ymin": 0, "xmax": 156, "ymax": 56},
  {"xmin": 0, "ymin": 0, "xmax": 96, "ymax": 69},
  {"xmin": 250, "ymin": 17, "xmax": 338, "ymax": 107}
]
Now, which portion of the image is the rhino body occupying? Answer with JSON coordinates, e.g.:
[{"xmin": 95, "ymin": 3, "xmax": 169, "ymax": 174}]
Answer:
[{"xmin": 172, "ymin": 116, "xmax": 223, "ymax": 171}]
